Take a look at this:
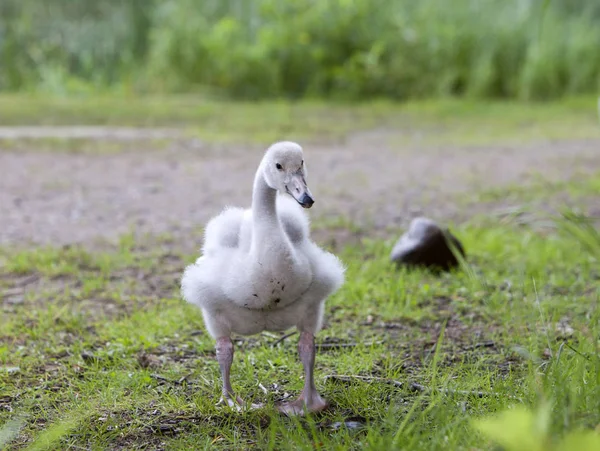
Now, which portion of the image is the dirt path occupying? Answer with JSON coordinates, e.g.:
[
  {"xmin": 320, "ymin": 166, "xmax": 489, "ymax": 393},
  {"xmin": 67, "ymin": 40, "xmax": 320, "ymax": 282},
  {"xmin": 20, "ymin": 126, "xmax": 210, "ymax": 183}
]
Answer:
[{"xmin": 1, "ymin": 126, "xmax": 599, "ymax": 249}]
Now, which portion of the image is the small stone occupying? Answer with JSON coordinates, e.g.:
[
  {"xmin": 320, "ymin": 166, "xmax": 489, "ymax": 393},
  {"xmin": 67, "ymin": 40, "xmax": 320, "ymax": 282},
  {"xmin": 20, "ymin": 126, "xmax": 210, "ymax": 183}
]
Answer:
[
  {"xmin": 499, "ymin": 280, "xmax": 513, "ymax": 291},
  {"xmin": 390, "ymin": 217, "xmax": 466, "ymax": 271},
  {"xmin": 555, "ymin": 318, "xmax": 574, "ymax": 338},
  {"xmin": 80, "ymin": 350, "xmax": 97, "ymax": 363},
  {"xmin": 138, "ymin": 352, "xmax": 161, "ymax": 369},
  {"xmin": 327, "ymin": 416, "xmax": 367, "ymax": 431}
]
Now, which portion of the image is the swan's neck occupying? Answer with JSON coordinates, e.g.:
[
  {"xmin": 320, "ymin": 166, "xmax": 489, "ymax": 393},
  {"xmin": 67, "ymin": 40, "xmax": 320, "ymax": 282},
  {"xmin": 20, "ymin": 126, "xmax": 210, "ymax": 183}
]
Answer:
[{"xmin": 251, "ymin": 169, "xmax": 282, "ymax": 243}]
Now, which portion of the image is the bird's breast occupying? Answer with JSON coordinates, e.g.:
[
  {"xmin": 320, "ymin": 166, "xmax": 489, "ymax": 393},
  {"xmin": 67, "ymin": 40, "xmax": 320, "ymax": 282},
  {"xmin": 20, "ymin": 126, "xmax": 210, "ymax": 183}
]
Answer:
[{"xmin": 242, "ymin": 256, "xmax": 312, "ymax": 310}]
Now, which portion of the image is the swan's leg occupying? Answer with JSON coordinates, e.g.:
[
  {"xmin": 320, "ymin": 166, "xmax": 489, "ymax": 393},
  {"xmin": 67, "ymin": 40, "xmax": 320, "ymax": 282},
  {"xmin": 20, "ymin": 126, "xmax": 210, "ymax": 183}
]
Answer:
[
  {"xmin": 216, "ymin": 337, "xmax": 263, "ymax": 411},
  {"xmin": 276, "ymin": 246, "xmax": 343, "ymax": 416},
  {"xmin": 216, "ymin": 337, "xmax": 243, "ymax": 408},
  {"xmin": 277, "ymin": 331, "xmax": 328, "ymax": 416}
]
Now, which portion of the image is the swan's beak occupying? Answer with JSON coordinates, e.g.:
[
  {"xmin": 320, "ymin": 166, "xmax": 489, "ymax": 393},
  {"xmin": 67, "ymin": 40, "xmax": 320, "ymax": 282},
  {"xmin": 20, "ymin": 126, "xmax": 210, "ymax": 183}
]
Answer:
[{"xmin": 287, "ymin": 173, "xmax": 314, "ymax": 209}]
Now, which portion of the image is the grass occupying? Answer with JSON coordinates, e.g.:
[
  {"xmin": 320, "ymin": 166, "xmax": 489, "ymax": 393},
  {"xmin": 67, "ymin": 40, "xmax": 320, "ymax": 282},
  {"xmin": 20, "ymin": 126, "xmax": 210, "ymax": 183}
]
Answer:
[
  {"xmin": 1, "ymin": 208, "xmax": 599, "ymax": 449},
  {"xmin": 0, "ymin": 94, "xmax": 599, "ymax": 146},
  {"xmin": 466, "ymin": 169, "xmax": 600, "ymax": 213}
]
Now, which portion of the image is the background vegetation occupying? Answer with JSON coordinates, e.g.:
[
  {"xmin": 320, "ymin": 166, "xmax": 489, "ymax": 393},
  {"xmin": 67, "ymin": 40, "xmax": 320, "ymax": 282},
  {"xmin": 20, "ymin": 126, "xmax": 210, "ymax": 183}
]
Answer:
[{"xmin": 1, "ymin": 0, "xmax": 600, "ymax": 100}]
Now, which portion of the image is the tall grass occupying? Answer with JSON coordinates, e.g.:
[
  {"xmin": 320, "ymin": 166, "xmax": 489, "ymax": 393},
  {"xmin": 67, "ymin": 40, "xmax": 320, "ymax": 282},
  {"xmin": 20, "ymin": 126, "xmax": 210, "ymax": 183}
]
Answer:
[{"xmin": 1, "ymin": 0, "xmax": 599, "ymax": 100}]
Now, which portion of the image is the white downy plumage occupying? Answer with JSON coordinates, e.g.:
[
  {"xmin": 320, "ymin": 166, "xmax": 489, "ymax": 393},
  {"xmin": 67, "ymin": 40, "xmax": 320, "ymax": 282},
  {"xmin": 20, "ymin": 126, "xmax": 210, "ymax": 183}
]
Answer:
[{"xmin": 181, "ymin": 141, "xmax": 345, "ymax": 415}]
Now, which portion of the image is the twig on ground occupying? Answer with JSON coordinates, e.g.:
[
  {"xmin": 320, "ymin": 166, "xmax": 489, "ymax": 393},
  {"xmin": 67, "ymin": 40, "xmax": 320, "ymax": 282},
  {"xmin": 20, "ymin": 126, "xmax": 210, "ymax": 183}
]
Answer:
[
  {"xmin": 2, "ymin": 275, "xmax": 41, "ymax": 299},
  {"xmin": 2, "ymin": 287, "xmax": 25, "ymax": 297},
  {"xmin": 15, "ymin": 274, "xmax": 40, "ymax": 287},
  {"xmin": 359, "ymin": 322, "xmax": 404, "ymax": 329},
  {"xmin": 150, "ymin": 373, "xmax": 186, "ymax": 385},
  {"xmin": 270, "ymin": 331, "xmax": 298, "ymax": 347},
  {"xmin": 324, "ymin": 374, "xmax": 403, "ymax": 388},
  {"xmin": 463, "ymin": 341, "xmax": 496, "ymax": 351},
  {"xmin": 150, "ymin": 374, "xmax": 171, "ymax": 383},
  {"xmin": 383, "ymin": 323, "xmax": 405, "ymax": 329},
  {"xmin": 317, "ymin": 341, "xmax": 383, "ymax": 350},
  {"xmin": 564, "ymin": 343, "xmax": 591, "ymax": 361},
  {"xmin": 324, "ymin": 374, "xmax": 523, "ymax": 401},
  {"xmin": 258, "ymin": 383, "xmax": 269, "ymax": 395},
  {"xmin": 408, "ymin": 382, "xmax": 504, "ymax": 399},
  {"xmin": 262, "ymin": 331, "xmax": 280, "ymax": 340}
]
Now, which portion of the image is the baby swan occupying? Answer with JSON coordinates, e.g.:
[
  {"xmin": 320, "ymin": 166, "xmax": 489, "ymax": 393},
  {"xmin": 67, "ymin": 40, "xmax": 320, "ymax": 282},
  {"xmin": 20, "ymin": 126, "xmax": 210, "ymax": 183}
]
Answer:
[{"xmin": 181, "ymin": 141, "xmax": 345, "ymax": 415}]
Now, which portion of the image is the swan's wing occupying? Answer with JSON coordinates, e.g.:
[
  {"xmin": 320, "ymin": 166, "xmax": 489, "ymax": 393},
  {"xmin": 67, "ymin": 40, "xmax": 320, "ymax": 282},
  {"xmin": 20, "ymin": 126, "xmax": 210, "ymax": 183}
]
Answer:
[
  {"xmin": 277, "ymin": 194, "xmax": 310, "ymax": 244},
  {"xmin": 202, "ymin": 206, "xmax": 245, "ymax": 256},
  {"xmin": 306, "ymin": 241, "xmax": 346, "ymax": 295},
  {"xmin": 184, "ymin": 207, "xmax": 244, "ymax": 310}
]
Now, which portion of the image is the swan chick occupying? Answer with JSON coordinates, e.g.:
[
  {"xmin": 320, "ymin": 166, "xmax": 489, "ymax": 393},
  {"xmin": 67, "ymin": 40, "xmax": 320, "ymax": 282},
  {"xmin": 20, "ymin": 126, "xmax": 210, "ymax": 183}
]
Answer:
[{"xmin": 181, "ymin": 141, "xmax": 345, "ymax": 416}]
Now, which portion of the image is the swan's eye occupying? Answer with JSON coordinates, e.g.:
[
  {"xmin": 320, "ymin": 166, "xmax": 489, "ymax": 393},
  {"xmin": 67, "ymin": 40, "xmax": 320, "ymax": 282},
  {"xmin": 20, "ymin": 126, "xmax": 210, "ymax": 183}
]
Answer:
[{"xmin": 275, "ymin": 163, "xmax": 283, "ymax": 170}]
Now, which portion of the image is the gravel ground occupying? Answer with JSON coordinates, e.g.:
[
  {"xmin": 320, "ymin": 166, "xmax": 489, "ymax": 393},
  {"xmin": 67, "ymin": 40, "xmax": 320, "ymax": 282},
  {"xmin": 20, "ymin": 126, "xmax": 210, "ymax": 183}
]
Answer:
[{"xmin": 1, "ymin": 126, "xmax": 599, "ymax": 250}]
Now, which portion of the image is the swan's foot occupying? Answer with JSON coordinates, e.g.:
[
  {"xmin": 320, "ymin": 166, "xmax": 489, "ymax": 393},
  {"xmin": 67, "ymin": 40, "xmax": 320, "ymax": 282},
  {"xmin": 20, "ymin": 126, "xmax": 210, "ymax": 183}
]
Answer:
[
  {"xmin": 215, "ymin": 337, "xmax": 265, "ymax": 412},
  {"xmin": 277, "ymin": 392, "xmax": 328, "ymax": 416},
  {"xmin": 217, "ymin": 394, "xmax": 244, "ymax": 411},
  {"xmin": 218, "ymin": 395, "xmax": 263, "ymax": 412},
  {"xmin": 277, "ymin": 331, "xmax": 328, "ymax": 416}
]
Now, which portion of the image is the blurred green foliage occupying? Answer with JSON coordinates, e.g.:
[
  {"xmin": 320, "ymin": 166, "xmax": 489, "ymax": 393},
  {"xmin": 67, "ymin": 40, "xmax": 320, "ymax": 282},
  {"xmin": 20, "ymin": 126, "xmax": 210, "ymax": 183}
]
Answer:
[
  {"xmin": 1, "ymin": 0, "xmax": 599, "ymax": 100},
  {"xmin": 473, "ymin": 402, "xmax": 600, "ymax": 451}
]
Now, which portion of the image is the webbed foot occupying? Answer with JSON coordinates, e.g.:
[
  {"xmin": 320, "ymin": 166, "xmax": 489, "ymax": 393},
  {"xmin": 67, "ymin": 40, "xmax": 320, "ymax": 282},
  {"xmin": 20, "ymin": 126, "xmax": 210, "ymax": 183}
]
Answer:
[{"xmin": 277, "ymin": 392, "xmax": 328, "ymax": 416}]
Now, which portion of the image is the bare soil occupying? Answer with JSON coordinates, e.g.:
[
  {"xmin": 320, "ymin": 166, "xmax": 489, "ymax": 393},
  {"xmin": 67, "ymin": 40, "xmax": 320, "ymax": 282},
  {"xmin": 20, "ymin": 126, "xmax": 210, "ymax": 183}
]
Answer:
[{"xmin": 1, "ymin": 126, "xmax": 599, "ymax": 250}]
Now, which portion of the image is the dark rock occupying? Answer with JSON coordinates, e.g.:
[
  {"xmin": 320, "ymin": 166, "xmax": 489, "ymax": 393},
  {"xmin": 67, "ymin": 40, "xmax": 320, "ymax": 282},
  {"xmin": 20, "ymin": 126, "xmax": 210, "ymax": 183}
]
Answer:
[
  {"xmin": 80, "ymin": 350, "xmax": 98, "ymax": 363},
  {"xmin": 390, "ymin": 217, "xmax": 466, "ymax": 271}
]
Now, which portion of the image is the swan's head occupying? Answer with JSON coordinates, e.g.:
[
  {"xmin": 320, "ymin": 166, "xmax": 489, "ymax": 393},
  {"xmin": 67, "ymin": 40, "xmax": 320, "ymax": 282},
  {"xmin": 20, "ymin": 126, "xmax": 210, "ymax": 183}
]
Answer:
[{"xmin": 262, "ymin": 141, "xmax": 314, "ymax": 208}]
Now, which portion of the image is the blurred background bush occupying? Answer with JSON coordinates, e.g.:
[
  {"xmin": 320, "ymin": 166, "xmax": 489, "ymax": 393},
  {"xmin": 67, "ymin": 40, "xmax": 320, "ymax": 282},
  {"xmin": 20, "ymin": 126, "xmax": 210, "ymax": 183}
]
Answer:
[{"xmin": 1, "ymin": 0, "xmax": 599, "ymax": 100}]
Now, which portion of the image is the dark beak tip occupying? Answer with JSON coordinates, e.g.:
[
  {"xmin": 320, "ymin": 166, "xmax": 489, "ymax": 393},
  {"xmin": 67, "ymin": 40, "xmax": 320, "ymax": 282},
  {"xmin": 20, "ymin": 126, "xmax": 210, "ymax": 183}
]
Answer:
[{"xmin": 299, "ymin": 194, "xmax": 314, "ymax": 209}]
